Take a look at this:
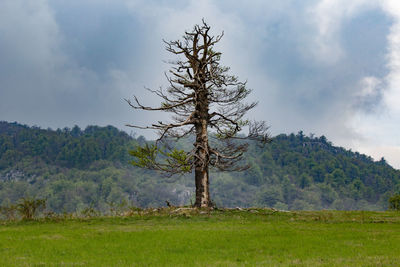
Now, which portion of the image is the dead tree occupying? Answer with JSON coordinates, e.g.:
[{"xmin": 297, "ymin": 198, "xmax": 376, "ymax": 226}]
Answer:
[{"xmin": 126, "ymin": 21, "xmax": 270, "ymax": 207}]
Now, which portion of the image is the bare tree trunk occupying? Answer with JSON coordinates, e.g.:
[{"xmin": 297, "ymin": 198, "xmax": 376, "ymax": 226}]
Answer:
[
  {"xmin": 194, "ymin": 164, "xmax": 210, "ymax": 207},
  {"xmin": 194, "ymin": 90, "xmax": 211, "ymax": 207}
]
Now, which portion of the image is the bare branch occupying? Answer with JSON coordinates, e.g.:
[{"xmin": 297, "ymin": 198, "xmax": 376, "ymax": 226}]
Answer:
[{"xmin": 127, "ymin": 20, "xmax": 271, "ymax": 206}]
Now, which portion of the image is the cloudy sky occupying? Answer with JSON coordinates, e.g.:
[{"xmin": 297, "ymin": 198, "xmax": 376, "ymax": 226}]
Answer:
[{"xmin": 1, "ymin": 0, "xmax": 399, "ymax": 168}]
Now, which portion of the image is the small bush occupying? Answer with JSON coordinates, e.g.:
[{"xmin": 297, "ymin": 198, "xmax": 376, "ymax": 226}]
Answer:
[
  {"xmin": 0, "ymin": 204, "xmax": 18, "ymax": 220},
  {"xmin": 388, "ymin": 194, "xmax": 400, "ymax": 211},
  {"xmin": 106, "ymin": 200, "xmax": 128, "ymax": 216},
  {"xmin": 80, "ymin": 203, "xmax": 99, "ymax": 218},
  {"xmin": 16, "ymin": 198, "xmax": 46, "ymax": 220}
]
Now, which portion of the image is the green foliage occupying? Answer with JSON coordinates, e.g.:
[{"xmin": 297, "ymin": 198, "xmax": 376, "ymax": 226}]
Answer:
[
  {"xmin": 1, "ymin": 122, "xmax": 400, "ymax": 211},
  {"xmin": 257, "ymin": 186, "xmax": 283, "ymax": 206},
  {"xmin": 0, "ymin": 122, "xmax": 133, "ymax": 169},
  {"xmin": 299, "ymin": 173, "xmax": 311, "ymax": 188},
  {"xmin": 129, "ymin": 144, "xmax": 191, "ymax": 173},
  {"xmin": 388, "ymin": 194, "xmax": 400, "ymax": 210},
  {"xmin": 163, "ymin": 148, "xmax": 191, "ymax": 173},
  {"xmin": 129, "ymin": 144, "xmax": 158, "ymax": 168}
]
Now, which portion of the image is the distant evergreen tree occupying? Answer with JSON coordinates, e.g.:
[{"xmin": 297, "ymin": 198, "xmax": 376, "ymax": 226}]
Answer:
[{"xmin": 0, "ymin": 121, "xmax": 399, "ymax": 211}]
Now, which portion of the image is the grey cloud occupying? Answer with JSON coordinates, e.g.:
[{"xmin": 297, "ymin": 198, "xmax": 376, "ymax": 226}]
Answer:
[
  {"xmin": 0, "ymin": 0, "xmax": 145, "ymax": 130},
  {"xmin": 0, "ymin": 0, "xmax": 397, "ymax": 166}
]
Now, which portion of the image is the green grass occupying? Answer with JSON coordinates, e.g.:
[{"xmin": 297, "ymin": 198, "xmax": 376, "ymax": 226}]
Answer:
[{"xmin": 0, "ymin": 209, "xmax": 399, "ymax": 266}]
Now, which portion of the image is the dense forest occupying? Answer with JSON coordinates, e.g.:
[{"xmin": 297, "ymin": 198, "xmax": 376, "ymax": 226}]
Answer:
[{"xmin": 0, "ymin": 121, "xmax": 399, "ymax": 212}]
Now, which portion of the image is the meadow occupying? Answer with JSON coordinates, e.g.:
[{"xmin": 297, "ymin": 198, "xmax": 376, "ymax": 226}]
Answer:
[{"xmin": 0, "ymin": 209, "xmax": 399, "ymax": 266}]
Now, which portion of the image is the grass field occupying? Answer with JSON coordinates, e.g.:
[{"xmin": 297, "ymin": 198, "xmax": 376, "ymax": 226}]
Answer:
[{"xmin": 0, "ymin": 209, "xmax": 399, "ymax": 266}]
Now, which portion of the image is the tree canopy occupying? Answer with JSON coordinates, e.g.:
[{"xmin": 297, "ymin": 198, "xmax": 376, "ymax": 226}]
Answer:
[{"xmin": 0, "ymin": 121, "xmax": 399, "ymax": 212}]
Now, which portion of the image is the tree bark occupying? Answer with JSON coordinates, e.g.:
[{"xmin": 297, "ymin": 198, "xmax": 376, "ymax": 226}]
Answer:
[
  {"xmin": 194, "ymin": 162, "xmax": 210, "ymax": 207},
  {"xmin": 194, "ymin": 89, "xmax": 211, "ymax": 207}
]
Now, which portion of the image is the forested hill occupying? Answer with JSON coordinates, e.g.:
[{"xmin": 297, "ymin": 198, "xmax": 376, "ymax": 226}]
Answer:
[
  {"xmin": 0, "ymin": 121, "xmax": 134, "ymax": 169},
  {"xmin": 0, "ymin": 121, "xmax": 399, "ymax": 212}
]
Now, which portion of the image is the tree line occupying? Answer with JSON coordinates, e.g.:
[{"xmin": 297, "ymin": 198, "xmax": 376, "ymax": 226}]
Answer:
[{"xmin": 0, "ymin": 121, "xmax": 399, "ymax": 212}]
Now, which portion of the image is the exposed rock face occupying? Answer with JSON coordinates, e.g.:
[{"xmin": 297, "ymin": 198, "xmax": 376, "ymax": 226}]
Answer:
[
  {"xmin": 0, "ymin": 170, "xmax": 25, "ymax": 182},
  {"xmin": 0, "ymin": 170, "xmax": 36, "ymax": 183}
]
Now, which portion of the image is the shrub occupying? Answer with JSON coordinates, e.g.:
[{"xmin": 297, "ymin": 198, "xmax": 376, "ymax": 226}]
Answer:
[
  {"xmin": 388, "ymin": 194, "xmax": 400, "ymax": 211},
  {"xmin": 0, "ymin": 204, "xmax": 18, "ymax": 220},
  {"xmin": 16, "ymin": 198, "xmax": 46, "ymax": 219},
  {"xmin": 80, "ymin": 203, "xmax": 99, "ymax": 218},
  {"xmin": 106, "ymin": 200, "xmax": 128, "ymax": 216}
]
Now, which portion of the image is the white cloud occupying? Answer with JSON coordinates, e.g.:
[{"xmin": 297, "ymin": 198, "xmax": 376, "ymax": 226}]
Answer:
[
  {"xmin": 358, "ymin": 76, "xmax": 382, "ymax": 98},
  {"xmin": 342, "ymin": 0, "xmax": 400, "ymax": 169},
  {"xmin": 308, "ymin": 0, "xmax": 379, "ymax": 64},
  {"xmin": 381, "ymin": 0, "xmax": 400, "ymax": 115}
]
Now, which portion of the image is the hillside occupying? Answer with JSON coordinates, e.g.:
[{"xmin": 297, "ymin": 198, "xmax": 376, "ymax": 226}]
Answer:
[{"xmin": 0, "ymin": 121, "xmax": 399, "ymax": 212}]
